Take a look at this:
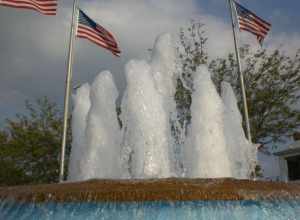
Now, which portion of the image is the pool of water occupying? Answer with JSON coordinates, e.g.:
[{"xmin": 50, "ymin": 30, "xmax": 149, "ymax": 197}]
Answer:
[{"xmin": 1, "ymin": 200, "xmax": 300, "ymax": 220}]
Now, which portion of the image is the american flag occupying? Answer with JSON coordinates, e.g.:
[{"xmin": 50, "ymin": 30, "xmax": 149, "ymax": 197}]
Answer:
[
  {"xmin": 0, "ymin": 0, "xmax": 57, "ymax": 15},
  {"xmin": 233, "ymin": 1, "xmax": 271, "ymax": 44},
  {"xmin": 76, "ymin": 9, "xmax": 121, "ymax": 57}
]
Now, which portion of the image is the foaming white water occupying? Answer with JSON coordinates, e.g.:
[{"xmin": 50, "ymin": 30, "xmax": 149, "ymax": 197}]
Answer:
[
  {"xmin": 84, "ymin": 71, "xmax": 122, "ymax": 179},
  {"xmin": 221, "ymin": 82, "xmax": 257, "ymax": 178},
  {"xmin": 121, "ymin": 60, "xmax": 172, "ymax": 178},
  {"xmin": 68, "ymin": 33, "xmax": 257, "ymax": 181},
  {"xmin": 119, "ymin": 34, "xmax": 178, "ymax": 178},
  {"xmin": 68, "ymin": 84, "xmax": 91, "ymax": 181},
  {"xmin": 152, "ymin": 35, "xmax": 190, "ymax": 177},
  {"xmin": 150, "ymin": 34, "xmax": 178, "ymax": 176},
  {"xmin": 184, "ymin": 66, "xmax": 232, "ymax": 178},
  {"xmin": 68, "ymin": 71, "xmax": 122, "ymax": 180},
  {"xmin": 151, "ymin": 34, "xmax": 177, "ymax": 98}
]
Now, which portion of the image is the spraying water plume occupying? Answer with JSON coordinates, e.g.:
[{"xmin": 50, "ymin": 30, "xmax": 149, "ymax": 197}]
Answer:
[{"xmin": 68, "ymin": 33, "xmax": 257, "ymax": 181}]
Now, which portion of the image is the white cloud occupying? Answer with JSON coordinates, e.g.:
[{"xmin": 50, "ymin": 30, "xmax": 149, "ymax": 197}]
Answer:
[
  {"xmin": 0, "ymin": 89, "xmax": 30, "ymax": 124},
  {"xmin": 0, "ymin": 0, "xmax": 299, "ymax": 123},
  {"xmin": 80, "ymin": 0, "xmax": 199, "ymax": 56},
  {"xmin": 267, "ymin": 33, "xmax": 300, "ymax": 56}
]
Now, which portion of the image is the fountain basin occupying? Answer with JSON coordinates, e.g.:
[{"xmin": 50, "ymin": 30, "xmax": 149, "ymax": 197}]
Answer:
[
  {"xmin": 1, "ymin": 179, "xmax": 300, "ymax": 219},
  {"xmin": 1, "ymin": 178, "xmax": 300, "ymax": 202}
]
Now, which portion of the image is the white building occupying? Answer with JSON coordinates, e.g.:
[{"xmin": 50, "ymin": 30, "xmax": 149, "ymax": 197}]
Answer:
[
  {"xmin": 258, "ymin": 137, "xmax": 300, "ymax": 182},
  {"xmin": 273, "ymin": 140, "xmax": 300, "ymax": 181}
]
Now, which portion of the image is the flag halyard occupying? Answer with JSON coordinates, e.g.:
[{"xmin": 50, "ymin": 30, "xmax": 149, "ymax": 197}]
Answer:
[
  {"xmin": 233, "ymin": 1, "xmax": 271, "ymax": 44},
  {"xmin": 76, "ymin": 9, "xmax": 121, "ymax": 56},
  {"xmin": 0, "ymin": 0, "xmax": 57, "ymax": 15}
]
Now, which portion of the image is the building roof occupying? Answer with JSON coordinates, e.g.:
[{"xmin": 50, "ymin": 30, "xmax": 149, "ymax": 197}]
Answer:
[{"xmin": 273, "ymin": 141, "xmax": 300, "ymax": 157}]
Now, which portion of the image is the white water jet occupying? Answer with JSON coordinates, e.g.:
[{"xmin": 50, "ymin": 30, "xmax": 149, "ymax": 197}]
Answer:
[
  {"xmin": 151, "ymin": 33, "xmax": 177, "ymax": 98},
  {"xmin": 221, "ymin": 82, "xmax": 257, "ymax": 178},
  {"xmin": 68, "ymin": 84, "xmax": 91, "ymax": 181},
  {"xmin": 120, "ymin": 33, "xmax": 178, "ymax": 178},
  {"xmin": 84, "ymin": 71, "xmax": 122, "ymax": 179},
  {"xmin": 68, "ymin": 33, "xmax": 258, "ymax": 181},
  {"xmin": 151, "ymin": 33, "xmax": 179, "ymax": 176},
  {"xmin": 184, "ymin": 66, "xmax": 233, "ymax": 178},
  {"xmin": 76, "ymin": 71, "xmax": 122, "ymax": 180},
  {"xmin": 121, "ymin": 60, "xmax": 171, "ymax": 178}
]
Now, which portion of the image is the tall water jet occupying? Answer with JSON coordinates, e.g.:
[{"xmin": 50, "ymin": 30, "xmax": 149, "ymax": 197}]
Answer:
[
  {"xmin": 150, "ymin": 33, "xmax": 178, "ymax": 175},
  {"xmin": 221, "ymin": 82, "xmax": 257, "ymax": 178},
  {"xmin": 67, "ymin": 33, "xmax": 258, "ymax": 180},
  {"xmin": 68, "ymin": 84, "xmax": 91, "ymax": 181},
  {"xmin": 79, "ymin": 71, "xmax": 122, "ymax": 179},
  {"xmin": 119, "ymin": 34, "xmax": 179, "ymax": 178},
  {"xmin": 121, "ymin": 60, "xmax": 172, "ymax": 178},
  {"xmin": 184, "ymin": 66, "xmax": 232, "ymax": 178},
  {"xmin": 151, "ymin": 33, "xmax": 177, "ymax": 98}
]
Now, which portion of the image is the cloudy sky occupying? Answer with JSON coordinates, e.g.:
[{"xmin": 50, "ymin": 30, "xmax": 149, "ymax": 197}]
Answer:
[{"xmin": 0, "ymin": 0, "xmax": 299, "ymax": 125}]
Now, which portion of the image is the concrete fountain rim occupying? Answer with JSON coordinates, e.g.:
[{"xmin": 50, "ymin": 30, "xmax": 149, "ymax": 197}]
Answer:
[{"xmin": 0, "ymin": 178, "xmax": 300, "ymax": 203}]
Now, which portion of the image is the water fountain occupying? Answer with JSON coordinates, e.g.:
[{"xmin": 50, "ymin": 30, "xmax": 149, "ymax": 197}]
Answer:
[
  {"xmin": 68, "ymin": 33, "xmax": 257, "ymax": 180},
  {"xmin": 0, "ymin": 33, "xmax": 299, "ymax": 219}
]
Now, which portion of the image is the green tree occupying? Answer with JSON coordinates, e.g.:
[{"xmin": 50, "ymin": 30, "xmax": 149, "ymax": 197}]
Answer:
[
  {"xmin": 175, "ymin": 20, "xmax": 208, "ymax": 129},
  {"xmin": 209, "ymin": 46, "xmax": 300, "ymax": 145},
  {"xmin": 0, "ymin": 130, "xmax": 30, "ymax": 185},
  {"xmin": 177, "ymin": 22, "xmax": 300, "ymax": 147},
  {"xmin": 0, "ymin": 97, "xmax": 71, "ymax": 186}
]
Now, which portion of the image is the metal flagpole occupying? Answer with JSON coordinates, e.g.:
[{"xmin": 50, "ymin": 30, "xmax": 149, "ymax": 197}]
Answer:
[
  {"xmin": 227, "ymin": 0, "xmax": 252, "ymax": 143},
  {"xmin": 59, "ymin": 0, "xmax": 78, "ymax": 182}
]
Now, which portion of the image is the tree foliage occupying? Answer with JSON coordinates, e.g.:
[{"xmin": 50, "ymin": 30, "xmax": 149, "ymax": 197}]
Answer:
[
  {"xmin": 0, "ymin": 97, "xmax": 71, "ymax": 186},
  {"xmin": 209, "ymin": 47, "xmax": 300, "ymax": 145},
  {"xmin": 177, "ymin": 21, "xmax": 300, "ymax": 147},
  {"xmin": 175, "ymin": 20, "xmax": 208, "ymax": 128}
]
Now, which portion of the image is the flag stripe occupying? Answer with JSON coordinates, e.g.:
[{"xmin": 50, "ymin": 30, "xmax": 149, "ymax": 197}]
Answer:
[
  {"xmin": 239, "ymin": 20, "xmax": 268, "ymax": 36},
  {"xmin": 238, "ymin": 17, "xmax": 270, "ymax": 32},
  {"xmin": 77, "ymin": 32, "xmax": 120, "ymax": 56},
  {"xmin": 0, "ymin": 2, "xmax": 57, "ymax": 11},
  {"xmin": 77, "ymin": 29, "xmax": 121, "ymax": 54},
  {"xmin": 0, "ymin": 0, "xmax": 57, "ymax": 15},
  {"xmin": 246, "ymin": 10, "xmax": 271, "ymax": 27},
  {"xmin": 77, "ymin": 25, "xmax": 118, "ymax": 48},
  {"xmin": 1, "ymin": 0, "xmax": 57, "ymax": 5},
  {"xmin": 78, "ymin": 13, "xmax": 117, "ymax": 44},
  {"xmin": 234, "ymin": 0, "xmax": 271, "ymax": 44},
  {"xmin": 2, "ymin": 0, "xmax": 57, "ymax": 6},
  {"xmin": 0, "ymin": 3, "xmax": 56, "ymax": 15},
  {"xmin": 77, "ymin": 25, "xmax": 120, "ymax": 55},
  {"xmin": 78, "ymin": 24, "xmax": 118, "ymax": 47},
  {"xmin": 235, "ymin": 1, "xmax": 271, "ymax": 27},
  {"xmin": 76, "ymin": 9, "xmax": 121, "ymax": 56},
  {"xmin": 238, "ymin": 15, "xmax": 271, "ymax": 31},
  {"xmin": 1, "ymin": 0, "xmax": 57, "ymax": 9}
]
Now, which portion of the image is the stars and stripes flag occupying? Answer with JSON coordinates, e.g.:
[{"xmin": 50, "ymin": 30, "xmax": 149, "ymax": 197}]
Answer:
[
  {"xmin": 0, "ymin": 0, "xmax": 57, "ymax": 15},
  {"xmin": 233, "ymin": 1, "xmax": 271, "ymax": 44},
  {"xmin": 76, "ymin": 9, "xmax": 121, "ymax": 57}
]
